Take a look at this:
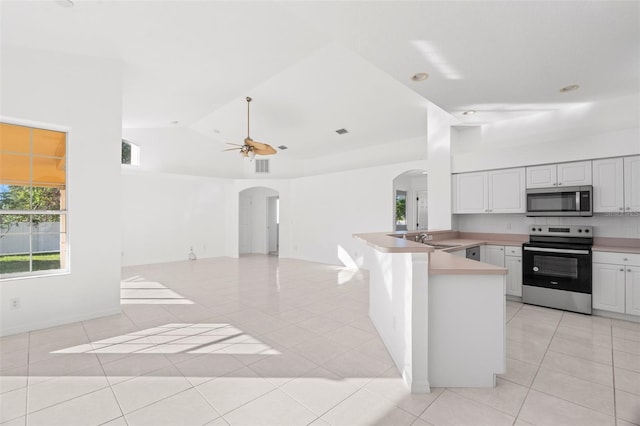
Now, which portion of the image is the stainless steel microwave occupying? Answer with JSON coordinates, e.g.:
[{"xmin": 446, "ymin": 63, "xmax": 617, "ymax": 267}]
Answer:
[{"xmin": 526, "ymin": 186, "xmax": 593, "ymax": 217}]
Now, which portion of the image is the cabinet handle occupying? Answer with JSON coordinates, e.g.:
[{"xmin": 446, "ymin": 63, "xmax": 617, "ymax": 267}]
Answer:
[
  {"xmin": 626, "ymin": 207, "xmax": 631, "ymax": 210},
  {"xmin": 517, "ymin": 259, "xmax": 521, "ymax": 263},
  {"xmin": 619, "ymin": 207, "xmax": 624, "ymax": 211},
  {"xmin": 624, "ymin": 258, "xmax": 628, "ymax": 261},
  {"xmin": 558, "ymin": 182, "xmax": 562, "ymax": 186},
  {"xmin": 620, "ymin": 268, "xmax": 625, "ymax": 272},
  {"xmin": 629, "ymin": 269, "xmax": 632, "ymax": 272}
]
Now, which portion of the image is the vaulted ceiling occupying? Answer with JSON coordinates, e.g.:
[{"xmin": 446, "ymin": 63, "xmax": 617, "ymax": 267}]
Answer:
[{"xmin": 2, "ymin": 1, "xmax": 638, "ymax": 159}]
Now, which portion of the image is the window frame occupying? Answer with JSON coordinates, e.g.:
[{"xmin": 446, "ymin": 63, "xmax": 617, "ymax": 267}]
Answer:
[{"xmin": 1, "ymin": 119, "xmax": 70, "ymax": 280}]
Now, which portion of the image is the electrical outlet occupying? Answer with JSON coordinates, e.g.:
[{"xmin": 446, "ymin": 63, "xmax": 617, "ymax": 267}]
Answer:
[{"xmin": 10, "ymin": 298, "xmax": 20, "ymax": 310}]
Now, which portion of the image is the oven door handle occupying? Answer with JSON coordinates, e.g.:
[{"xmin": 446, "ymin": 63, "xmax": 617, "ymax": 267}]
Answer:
[{"xmin": 523, "ymin": 246, "xmax": 590, "ymax": 255}]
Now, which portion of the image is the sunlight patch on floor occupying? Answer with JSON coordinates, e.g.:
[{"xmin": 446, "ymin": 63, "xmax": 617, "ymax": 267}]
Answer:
[{"xmin": 52, "ymin": 323, "xmax": 280, "ymax": 355}]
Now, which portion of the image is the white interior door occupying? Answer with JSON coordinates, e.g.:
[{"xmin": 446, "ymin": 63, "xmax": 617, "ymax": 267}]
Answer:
[
  {"xmin": 267, "ymin": 196, "xmax": 279, "ymax": 255},
  {"xmin": 417, "ymin": 190, "xmax": 428, "ymax": 230},
  {"xmin": 239, "ymin": 195, "xmax": 252, "ymax": 254}
]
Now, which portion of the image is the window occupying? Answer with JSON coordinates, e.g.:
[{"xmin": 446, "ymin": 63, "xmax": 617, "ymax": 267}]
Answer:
[
  {"xmin": 121, "ymin": 139, "xmax": 140, "ymax": 166},
  {"xmin": 0, "ymin": 123, "xmax": 68, "ymax": 278}
]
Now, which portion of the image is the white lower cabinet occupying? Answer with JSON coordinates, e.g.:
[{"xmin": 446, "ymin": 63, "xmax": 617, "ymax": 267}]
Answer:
[
  {"xmin": 483, "ymin": 245, "xmax": 505, "ymax": 267},
  {"xmin": 505, "ymin": 255, "xmax": 522, "ymax": 297},
  {"xmin": 593, "ymin": 263, "xmax": 626, "ymax": 313},
  {"xmin": 626, "ymin": 266, "xmax": 640, "ymax": 316},
  {"xmin": 592, "ymin": 251, "xmax": 640, "ymax": 316}
]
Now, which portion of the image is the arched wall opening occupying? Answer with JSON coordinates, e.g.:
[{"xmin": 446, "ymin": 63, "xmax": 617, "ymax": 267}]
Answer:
[{"xmin": 392, "ymin": 169, "xmax": 428, "ymax": 232}]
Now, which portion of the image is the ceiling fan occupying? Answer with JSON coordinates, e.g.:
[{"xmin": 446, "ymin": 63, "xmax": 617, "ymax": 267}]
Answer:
[{"xmin": 224, "ymin": 96, "xmax": 276, "ymax": 160}]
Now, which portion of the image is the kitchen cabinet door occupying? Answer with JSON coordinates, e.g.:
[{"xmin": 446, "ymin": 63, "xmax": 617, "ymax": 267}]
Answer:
[
  {"xmin": 526, "ymin": 164, "xmax": 557, "ymax": 188},
  {"xmin": 593, "ymin": 157, "xmax": 624, "ymax": 213},
  {"xmin": 625, "ymin": 266, "xmax": 640, "ymax": 316},
  {"xmin": 484, "ymin": 245, "xmax": 505, "ymax": 267},
  {"xmin": 489, "ymin": 168, "xmax": 526, "ymax": 213},
  {"xmin": 453, "ymin": 172, "xmax": 488, "ymax": 214},
  {"xmin": 557, "ymin": 161, "xmax": 592, "ymax": 187},
  {"xmin": 592, "ymin": 263, "xmax": 626, "ymax": 313},
  {"xmin": 624, "ymin": 156, "xmax": 640, "ymax": 212},
  {"xmin": 505, "ymin": 255, "xmax": 522, "ymax": 297}
]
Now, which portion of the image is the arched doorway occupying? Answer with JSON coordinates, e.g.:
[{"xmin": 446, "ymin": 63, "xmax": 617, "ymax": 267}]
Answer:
[
  {"xmin": 392, "ymin": 170, "xmax": 428, "ymax": 232},
  {"xmin": 238, "ymin": 187, "xmax": 280, "ymax": 255}
]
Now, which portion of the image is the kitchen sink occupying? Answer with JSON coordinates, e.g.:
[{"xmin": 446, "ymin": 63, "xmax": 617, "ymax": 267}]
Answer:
[{"xmin": 426, "ymin": 244, "xmax": 460, "ymax": 249}]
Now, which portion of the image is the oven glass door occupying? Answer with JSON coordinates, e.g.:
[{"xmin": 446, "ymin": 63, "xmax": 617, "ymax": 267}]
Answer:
[{"xmin": 522, "ymin": 245, "xmax": 592, "ymax": 293}]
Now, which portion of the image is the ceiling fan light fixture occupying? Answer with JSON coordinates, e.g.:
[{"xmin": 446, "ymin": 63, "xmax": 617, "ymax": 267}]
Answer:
[
  {"xmin": 335, "ymin": 128, "xmax": 348, "ymax": 135},
  {"xmin": 462, "ymin": 110, "xmax": 477, "ymax": 116}
]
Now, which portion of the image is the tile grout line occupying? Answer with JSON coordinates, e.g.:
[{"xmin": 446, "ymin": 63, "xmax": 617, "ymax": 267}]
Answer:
[
  {"xmin": 610, "ymin": 320, "xmax": 618, "ymax": 424},
  {"xmin": 80, "ymin": 319, "xmax": 129, "ymax": 426},
  {"xmin": 509, "ymin": 306, "xmax": 562, "ymax": 424}
]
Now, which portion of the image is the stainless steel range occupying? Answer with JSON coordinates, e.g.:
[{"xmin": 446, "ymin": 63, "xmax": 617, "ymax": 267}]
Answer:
[{"xmin": 522, "ymin": 225, "xmax": 593, "ymax": 314}]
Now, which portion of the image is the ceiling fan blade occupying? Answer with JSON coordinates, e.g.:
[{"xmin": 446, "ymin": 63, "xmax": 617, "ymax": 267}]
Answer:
[
  {"xmin": 223, "ymin": 147, "xmax": 241, "ymax": 151},
  {"xmin": 226, "ymin": 142, "xmax": 244, "ymax": 146},
  {"xmin": 245, "ymin": 139, "xmax": 277, "ymax": 155}
]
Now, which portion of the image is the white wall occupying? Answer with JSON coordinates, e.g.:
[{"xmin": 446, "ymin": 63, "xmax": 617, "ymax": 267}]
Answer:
[
  {"xmin": 427, "ymin": 102, "xmax": 456, "ymax": 230},
  {"xmin": 452, "ymin": 94, "xmax": 640, "ymax": 173},
  {"xmin": 121, "ymin": 170, "xmax": 231, "ymax": 266},
  {"xmin": 1, "ymin": 47, "xmax": 122, "ymax": 336},
  {"xmin": 290, "ymin": 160, "xmax": 427, "ymax": 267}
]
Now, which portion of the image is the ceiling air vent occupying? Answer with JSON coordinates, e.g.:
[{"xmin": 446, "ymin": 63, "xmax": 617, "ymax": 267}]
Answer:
[
  {"xmin": 335, "ymin": 128, "xmax": 348, "ymax": 135},
  {"xmin": 255, "ymin": 159, "xmax": 270, "ymax": 174}
]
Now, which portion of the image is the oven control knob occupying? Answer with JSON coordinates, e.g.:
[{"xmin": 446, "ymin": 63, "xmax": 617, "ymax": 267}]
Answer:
[
  {"xmin": 584, "ymin": 229, "xmax": 590, "ymax": 233},
  {"xmin": 578, "ymin": 229, "xmax": 582, "ymax": 233},
  {"xmin": 538, "ymin": 228, "xmax": 542, "ymax": 231},
  {"xmin": 533, "ymin": 266, "xmax": 539, "ymax": 272},
  {"xmin": 531, "ymin": 227, "xmax": 536, "ymax": 232}
]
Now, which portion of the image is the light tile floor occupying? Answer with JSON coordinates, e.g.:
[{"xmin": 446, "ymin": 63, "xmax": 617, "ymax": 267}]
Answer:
[{"xmin": 1, "ymin": 255, "xmax": 639, "ymax": 426}]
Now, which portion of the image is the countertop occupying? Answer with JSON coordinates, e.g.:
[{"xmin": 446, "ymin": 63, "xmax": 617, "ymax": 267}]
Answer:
[
  {"xmin": 353, "ymin": 231, "xmax": 640, "ymax": 276},
  {"xmin": 353, "ymin": 233, "xmax": 506, "ymax": 275}
]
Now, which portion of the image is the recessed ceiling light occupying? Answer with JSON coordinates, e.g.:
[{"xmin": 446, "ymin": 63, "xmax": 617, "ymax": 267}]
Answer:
[
  {"xmin": 170, "ymin": 120, "xmax": 179, "ymax": 125},
  {"xmin": 278, "ymin": 145, "xmax": 288, "ymax": 150},
  {"xmin": 560, "ymin": 84, "xmax": 580, "ymax": 93},
  {"xmin": 411, "ymin": 72, "xmax": 429, "ymax": 82},
  {"xmin": 335, "ymin": 128, "xmax": 348, "ymax": 135},
  {"xmin": 213, "ymin": 129, "xmax": 220, "ymax": 134},
  {"xmin": 462, "ymin": 110, "xmax": 476, "ymax": 115}
]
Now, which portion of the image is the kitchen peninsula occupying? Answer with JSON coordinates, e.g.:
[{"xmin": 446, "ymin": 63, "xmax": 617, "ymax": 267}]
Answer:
[{"xmin": 353, "ymin": 231, "xmax": 507, "ymax": 393}]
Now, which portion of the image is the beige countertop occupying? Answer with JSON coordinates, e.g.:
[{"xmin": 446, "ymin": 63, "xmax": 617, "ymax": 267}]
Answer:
[
  {"xmin": 353, "ymin": 233, "xmax": 506, "ymax": 275},
  {"xmin": 354, "ymin": 231, "xmax": 640, "ymax": 276},
  {"xmin": 353, "ymin": 232, "xmax": 435, "ymax": 253}
]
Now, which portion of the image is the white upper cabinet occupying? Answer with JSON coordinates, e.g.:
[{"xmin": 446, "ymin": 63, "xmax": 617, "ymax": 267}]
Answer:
[
  {"xmin": 489, "ymin": 168, "xmax": 526, "ymax": 213},
  {"xmin": 557, "ymin": 161, "xmax": 592, "ymax": 187},
  {"xmin": 453, "ymin": 172, "xmax": 488, "ymax": 214},
  {"xmin": 526, "ymin": 161, "xmax": 592, "ymax": 188},
  {"xmin": 624, "ymin": 156, "xmax": 640, "ymax": 212},
  {"xmin": 453, "ymin": 168, "xmax": 525, "ymax": 214},
  {"xmin": 592, "ymin": 155, "xmax": 640, "ymax": 213},
  {"xmin": 593, "ymin": 157, "xmax": 624, "ymax": 213},
  {"xmin": 526, "ymin": 164, "xmax": 557, "ymax": 188}
]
